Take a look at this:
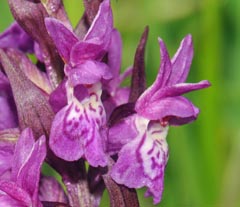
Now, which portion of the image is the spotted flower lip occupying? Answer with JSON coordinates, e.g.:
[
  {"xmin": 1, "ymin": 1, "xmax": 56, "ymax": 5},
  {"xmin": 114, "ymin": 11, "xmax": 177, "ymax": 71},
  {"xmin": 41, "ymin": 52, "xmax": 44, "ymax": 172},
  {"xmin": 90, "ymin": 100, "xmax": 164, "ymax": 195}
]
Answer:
[
  {"xmin": 135, "ymin": 35, "xmax": 211, "ymax": 125},
  {"xmin": 110, "ymin": 116, "xmax": 169, "ymax": 204},
  {"xmin": 49, "ymin": 83, "xmax": 108, "ymax": 167}
]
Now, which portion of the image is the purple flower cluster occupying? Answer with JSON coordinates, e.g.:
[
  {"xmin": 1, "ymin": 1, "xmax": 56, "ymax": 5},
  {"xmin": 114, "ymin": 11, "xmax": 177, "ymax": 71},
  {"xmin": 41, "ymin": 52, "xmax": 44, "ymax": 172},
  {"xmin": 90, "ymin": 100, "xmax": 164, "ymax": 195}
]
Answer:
[{"xmin": 0, "ymin": 0, "xmax": 210, "ymax": 206}]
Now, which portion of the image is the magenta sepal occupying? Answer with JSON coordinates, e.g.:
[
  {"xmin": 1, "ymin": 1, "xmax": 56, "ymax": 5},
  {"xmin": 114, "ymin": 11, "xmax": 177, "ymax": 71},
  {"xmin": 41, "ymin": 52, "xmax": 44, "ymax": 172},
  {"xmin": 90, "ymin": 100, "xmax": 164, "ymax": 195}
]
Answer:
[{"xmin": 135, "ymin": 35, "xmax": 211, "ymax": 125}]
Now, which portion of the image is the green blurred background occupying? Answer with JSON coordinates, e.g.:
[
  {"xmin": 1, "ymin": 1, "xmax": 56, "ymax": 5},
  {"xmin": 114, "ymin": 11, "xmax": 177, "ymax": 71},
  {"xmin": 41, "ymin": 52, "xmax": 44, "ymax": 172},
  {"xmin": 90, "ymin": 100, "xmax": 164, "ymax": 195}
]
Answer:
[{"xmin": 1, "ymin": 0, "xmax": 239, "ymax": 206}]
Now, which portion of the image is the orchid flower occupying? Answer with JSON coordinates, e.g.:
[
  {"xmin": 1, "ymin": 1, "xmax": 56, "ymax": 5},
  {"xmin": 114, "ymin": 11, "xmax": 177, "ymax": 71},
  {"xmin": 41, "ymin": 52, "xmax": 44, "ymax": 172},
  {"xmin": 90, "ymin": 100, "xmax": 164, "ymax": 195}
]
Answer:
[
  {"xmin": 109, "ymin": 35, "xmax": 211, "ymax": 204},
  {"xmin": 47, "ymin": 0, "xmax": 113, "ymax": 166}
]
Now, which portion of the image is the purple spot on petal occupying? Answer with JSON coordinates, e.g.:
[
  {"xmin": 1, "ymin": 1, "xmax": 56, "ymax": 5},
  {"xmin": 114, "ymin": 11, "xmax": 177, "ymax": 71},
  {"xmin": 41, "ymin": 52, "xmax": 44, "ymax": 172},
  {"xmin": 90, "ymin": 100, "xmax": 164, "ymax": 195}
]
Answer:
[
  {"xmin": 84, "ymin": 109, "xmax": 90, "ymax": 122},
  {"xmin": 151, "ymin": 129, "xmax": 163, "ymax": 135},
  {"xmin": 151, "ymin": 157, "xmax": 157, "ymax": 170},
  {"xmin": 74, "ymin": 122, "xmax": 79, "ymax": 128},
  {"xmin": 75, "ymin": 106, "xmax": 80, "ymax": 112},
  {"xmin": 96, "ymin": 118, "xmax": 100, "ymax": 125},
  {"xmin": 85, "ymin": 121, "xmax": 96, "ymax": 146},
  {"xmin": 89, "ymin": 103, "xmax": 97, "ymax": 112},
  {"xmin": 89, "ymin": 92, "xmax": 98, "ymax": 101},
  {"xmin": 79, "ymin": 115, "xmax": 83, "ymax": 121},
  {"xmin": 147, "ymin": 145, "xmax": 154, "ymax": 155},
  {"xmin": 136, "ymin": 133, "xmax": 147, "ymax": 163},
  {"xmin": 98, "ymin": 105, "xmax": 103, "ymax": 115}
]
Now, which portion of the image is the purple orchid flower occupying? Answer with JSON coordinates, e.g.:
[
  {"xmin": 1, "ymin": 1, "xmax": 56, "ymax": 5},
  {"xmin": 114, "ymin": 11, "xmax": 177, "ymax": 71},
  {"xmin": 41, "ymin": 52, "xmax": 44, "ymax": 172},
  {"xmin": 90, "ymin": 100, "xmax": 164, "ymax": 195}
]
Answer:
[
  {"xmin": 109, "ymin": 35, "xmax": 211, "ymax": 204},
  {"xmin": 47, "ymin": 0, "xmax": 114, "ymax": 166},
  {"xmin": 0, "ymin": 128, "xmax": 46, "ymax": 207}
]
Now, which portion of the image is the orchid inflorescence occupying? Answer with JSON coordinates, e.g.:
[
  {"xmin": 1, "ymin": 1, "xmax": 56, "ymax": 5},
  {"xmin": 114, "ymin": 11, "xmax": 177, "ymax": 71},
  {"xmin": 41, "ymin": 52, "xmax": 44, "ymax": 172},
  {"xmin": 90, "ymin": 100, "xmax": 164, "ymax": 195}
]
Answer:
[{"xmin": 0, "ymin": 0, "xmax": 210, "ymax": 206}]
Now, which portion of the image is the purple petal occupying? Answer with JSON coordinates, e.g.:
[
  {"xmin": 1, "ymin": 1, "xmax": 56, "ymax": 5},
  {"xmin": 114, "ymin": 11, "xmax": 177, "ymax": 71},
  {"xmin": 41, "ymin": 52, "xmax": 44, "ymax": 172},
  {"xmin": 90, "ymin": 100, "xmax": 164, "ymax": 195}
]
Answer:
[
  {"xmin": 150, "ymin": 80, "xmax": 211, "ymax": 101},
  {"xmin": 39, "ymin": 176, "xmax": 68, "ymax": 203},
  {"xmin": 49, "ymin": 103, "xmax": 84, "ymax": 161},
  {"xmin": 11, "ymin": 128, "xmax": 46, "ymax": 206},
  {"xmin": 0, "ymin": 181, "xmax": 32, "ymax": 206},
  {"xmin": 107, "ymin": 29, "xmax": 122, "ymax": 79},
  {"xmin": 155, "ymin": 38, "xmax": 172, "ymax": 88},
  {"xmin": 105, "ymin": 66, "xmax": 132, "ymax": 94},
  {"xmin": 114, "ymin": 87, "xmax": 130, "ymax": 106},
  {"xmin": 167, "ymin": 34, "xmax": 193, "ymax": 85},
  {"xmin": 70, "ymin": 41, "xmax": 105, "ymax": 65},
  {"xmin": 84, "ymin": 0, "xmax": 113, "ymax": 49},
  {"xmin": 16, "ymin": 137, "xmax": 46, "ymax": 207},
  {"xmin": 0, "ymin": 22, "xmax": 34, "ymax": 53},
  {"xmin": 110, "ymin": 136, "xmax": 147, "ymax": 188},
  {"xmin": 111, "ymin": 120, "xmax": 169, "ymax": 204},
  {"xmin": 0, "ymin": 129, "xmax": 19, "ymax": 179},
  {"xmin": 11, "ymin": 128, "xmax": 35, "ymax": 181},
  {"xmin": 135, "ymin": 39, "xmax": 172, "ymax": 110},
  {"xmin": 136, "ymin": 96, "xmax": 199, "ymax": 124},
  {"xmin": 0, "ymin": 95, "xmax": 18, "ymax": 130},
  {"xmin": 102, "ymin": 87, "xmax": 130, "ymax": 120},
  {"xmin": 0, "ymin": 71, "xmax": 17, "ymax": 131},
  {"xmin": 84, "ymin": 124, "xmax": 108, "ymax": 167},
  {"xmin": 0, "ymin": 195, "xmax": 27, "ymax": 207},
  {"xmin": 107, "ymin": 114, "xmax": 138, "ymax": 154},
  {"xmin": 49, "ymin": 79, "xmax": 67, "ymax": 113},
  {"xmin": 0, "ymin": 149, "xmax": 13, "ymax": 179},
  {"xmin": 45, "ymin": 17, "xmax": 78, "ymax": 62},
  {"xmin": 66, "ymin": 60, "xmax": 112, "ymax": 86}
]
